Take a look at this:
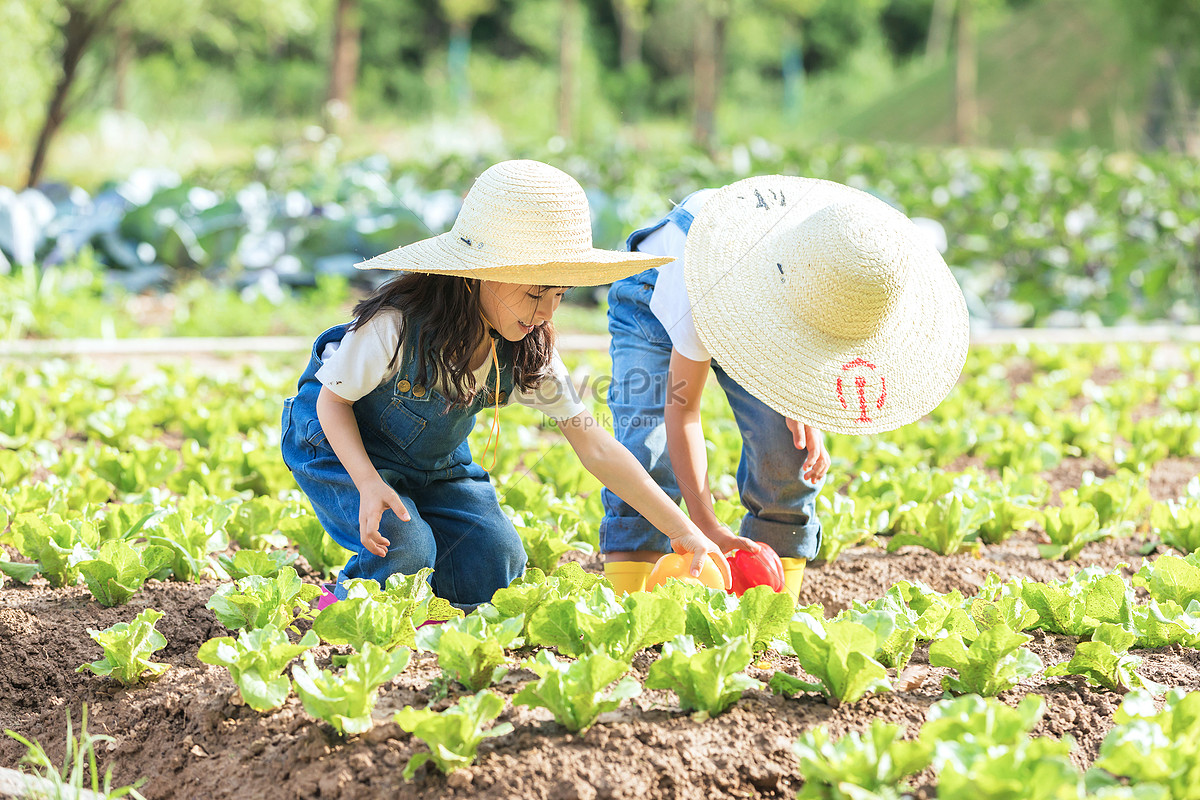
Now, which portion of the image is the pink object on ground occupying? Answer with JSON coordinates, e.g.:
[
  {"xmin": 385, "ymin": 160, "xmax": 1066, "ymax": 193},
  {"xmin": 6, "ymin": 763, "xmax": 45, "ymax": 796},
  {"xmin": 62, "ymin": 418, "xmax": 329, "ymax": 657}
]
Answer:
[
  {"xmin": 416, "ymin": 619, "xmax": 448, "ymax": 630},
  {"xmin": 314, "ymin": 583, "xmax": 339, "ymax": 611}
]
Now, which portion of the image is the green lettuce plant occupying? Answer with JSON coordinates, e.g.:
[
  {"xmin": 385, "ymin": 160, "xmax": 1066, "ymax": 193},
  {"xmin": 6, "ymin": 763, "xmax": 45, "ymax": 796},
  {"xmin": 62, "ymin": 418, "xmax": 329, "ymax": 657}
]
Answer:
[
  {"xmin": 513, "ymin": 650, "xmax": 641, "ymax": 733},
  {"xmin": 395, "ymin": 690, "xmax": 513, "ymax": 779},
  {"xmin": 204, "ymin": 567, "xmax": 320, "ymax": 632},
  {"xmin": 215, "ymin": 548, "xmax": 297, "ymax": 579},
  {"xmin": 1092, "ymin": 689, "xmax": 1200, "ymax": 797},
  {"xmin": 928, "ymin": 621, "xmax": 1043, "ymax": 697},
  {"xmin": 921, "ymin": 694, "xmax": 1081, "ymax": 800},
  {"xmin": 77, "ymin": 539, "xmax": 154, "ymax": 606},
  {"xmin": 1039, "ymin": 502, "xmax": 1105, "ymax": 560},
  {"xmin": 1021, "ymin": 569, "xmax": 1133, "ymax": 636},
  {"xmin": 793, "ymin": 720, "xmax": 931, "ymax": 800},
  {"xmin": 645, "ymin": 635, "xmax": 762, "ymax": 720},
  {"xmin": 291, "ymin": 642, "xmax": 411, "ymax": 736},
  {"xmin": 771, "ymin": 615, "xmax": 891, "ymax": 704},
  {"xmin": 77, "ymin": 608, "xmax": 170, "ymax": 685},
  {"xmin": 197, "ymin": 624, "xmax": 319, "ymax": 711},
  {"xmin": 415, "ymin": 613, "xmax": 524, "ymax": 691},
  {"xmin": 1045, "ymin": 623, "xmax": 1166, "ymax": 695},
  {"xmin": 887, "ymin": 492, "xmax": 986, "ymax": 556}
]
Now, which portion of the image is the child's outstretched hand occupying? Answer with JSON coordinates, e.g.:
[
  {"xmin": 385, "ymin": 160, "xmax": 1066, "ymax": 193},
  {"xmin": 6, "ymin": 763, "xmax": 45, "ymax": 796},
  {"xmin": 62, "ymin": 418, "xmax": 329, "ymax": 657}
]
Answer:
[
  {"xmin": 786, "ymin": 418, "xmax": 831, "ymax": 483},
  {"xmin": 667, "ymin": 524, "xmax": 747, "ymax": 590},
  {"xmin": 358, "ymin": 478, "xmax": 410, "ymax": 558}
]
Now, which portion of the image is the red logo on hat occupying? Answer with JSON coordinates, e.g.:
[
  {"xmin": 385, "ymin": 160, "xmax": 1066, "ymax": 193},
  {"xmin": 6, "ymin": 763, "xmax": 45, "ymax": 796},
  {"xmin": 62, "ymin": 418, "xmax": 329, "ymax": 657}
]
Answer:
[{"xmin": 837, "ymin": 359, "xmax": 886, "ymax": 424}]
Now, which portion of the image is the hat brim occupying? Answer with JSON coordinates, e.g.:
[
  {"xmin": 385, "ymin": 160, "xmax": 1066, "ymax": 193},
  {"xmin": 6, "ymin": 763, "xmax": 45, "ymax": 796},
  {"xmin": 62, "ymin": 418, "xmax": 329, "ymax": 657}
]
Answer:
[
  {"xmin": 356, "ymin": 231, "xmax": 672, "ymax": 287},
  {"xmin": 684, "ymin": 176, "xmax": 969, "ymax": 435}
]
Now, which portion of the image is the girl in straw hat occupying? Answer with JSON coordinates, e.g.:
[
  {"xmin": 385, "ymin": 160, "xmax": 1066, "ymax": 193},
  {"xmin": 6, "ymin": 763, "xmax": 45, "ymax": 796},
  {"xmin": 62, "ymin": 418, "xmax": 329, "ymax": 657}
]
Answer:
[
  {"xmin": 600, "ymin": 177, "xmax": 969, "ymax": 598},
  {"xmin": 281, "ymin": 160, "xmax": 758, "ymax": 611}
]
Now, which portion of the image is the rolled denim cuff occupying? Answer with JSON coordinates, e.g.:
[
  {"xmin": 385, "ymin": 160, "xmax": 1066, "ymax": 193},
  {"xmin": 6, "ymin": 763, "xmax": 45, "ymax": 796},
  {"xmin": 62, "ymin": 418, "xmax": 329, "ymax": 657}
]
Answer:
[
  {"xmin": 738, "ymin": 515, "xmax": 822, "ymax": 561},
  {"xmin": 599, "ymin": 513, "xmax": 673, "ymax": 554}
]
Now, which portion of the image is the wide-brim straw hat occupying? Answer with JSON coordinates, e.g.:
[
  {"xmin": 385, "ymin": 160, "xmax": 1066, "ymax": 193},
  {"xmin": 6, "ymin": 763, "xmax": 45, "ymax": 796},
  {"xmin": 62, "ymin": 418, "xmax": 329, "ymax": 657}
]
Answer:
[
  {"xmin": 684, "ymin": 176, "xmax": 969, "ymax": 435},
  {"xmin": 356, "ymin": 159, "xmax": 671, "ymax": 286}
]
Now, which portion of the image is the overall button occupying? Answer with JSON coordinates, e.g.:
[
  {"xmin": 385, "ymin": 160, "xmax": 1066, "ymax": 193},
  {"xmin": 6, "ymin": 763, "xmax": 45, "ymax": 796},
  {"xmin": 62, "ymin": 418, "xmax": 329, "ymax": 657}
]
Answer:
[
  {"xmin": 497, "ymin": 391, "xmax": 508, "ymax": 404},
  {"xmin": 412, "ymin": 384, "xmax": 427, "ymax": 398},
  {"xmin": 397, "ymin": 379, "xmax": 412, "ymax": 393}
]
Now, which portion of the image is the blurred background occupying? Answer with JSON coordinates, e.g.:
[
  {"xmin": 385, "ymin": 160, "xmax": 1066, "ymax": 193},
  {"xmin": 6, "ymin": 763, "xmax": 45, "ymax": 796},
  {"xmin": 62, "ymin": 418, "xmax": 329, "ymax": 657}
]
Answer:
[{"xmin": 1, "ymin": 0, "xmax": 1197, "ymax": 339}]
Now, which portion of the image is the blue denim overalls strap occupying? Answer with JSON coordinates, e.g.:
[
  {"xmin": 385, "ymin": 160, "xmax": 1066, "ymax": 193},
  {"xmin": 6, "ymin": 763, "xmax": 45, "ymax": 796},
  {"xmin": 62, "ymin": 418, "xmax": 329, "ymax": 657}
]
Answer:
[
  {"xmin": 287, "ymin": 322, "xmax": 517, "ymax": 482},
  {"xmin": 624, "ymin": 189, "xmax": 703, "ymax": 253},
  {"xmin": 281, "ymin": 320, "xmax": 527, "ymax": 610},
  {"xmin": 599, "ymin": 194, "xmax": 825, "ymax": 561}
]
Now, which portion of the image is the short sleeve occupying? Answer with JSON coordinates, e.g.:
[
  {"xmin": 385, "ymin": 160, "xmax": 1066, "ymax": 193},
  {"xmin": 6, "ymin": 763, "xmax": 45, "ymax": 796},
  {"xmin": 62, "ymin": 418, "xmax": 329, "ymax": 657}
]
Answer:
[
  {"xmin": 641, "ymin": 201, "xmax": 713, "ymax": 363},
  {"xmin": 512, "ymin": 349, "xmax": 586, "ymax": 422},
  {"xmin": 314, "ymin": 310, "xmax": 403, "ymax": 401}
]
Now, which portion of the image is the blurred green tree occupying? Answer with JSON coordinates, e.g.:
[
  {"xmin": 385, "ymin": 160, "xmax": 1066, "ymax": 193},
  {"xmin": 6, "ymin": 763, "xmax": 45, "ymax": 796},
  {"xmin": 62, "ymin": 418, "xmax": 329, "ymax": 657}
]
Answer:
[
  {"xmin": 22, "ymin": 0, "xmax": 319, "ymax": 188},
  {"xmin": 440, "ymin": 0, "xmax": 497, "ymax": 109}
]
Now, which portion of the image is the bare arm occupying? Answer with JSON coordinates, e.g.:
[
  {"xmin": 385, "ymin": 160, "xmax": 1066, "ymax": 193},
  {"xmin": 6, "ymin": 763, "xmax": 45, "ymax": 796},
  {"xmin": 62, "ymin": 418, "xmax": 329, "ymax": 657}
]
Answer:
[
  {"xmin": 558, "ymin": 409, "xmax": 756, "ymax": 583},
  {"xmin": 316, "ymin": 385, "xmax": 409, "ymax": 557},
  {"xmin": 663, "ymin": 349, "xmax": 726, "ymax": 537}
]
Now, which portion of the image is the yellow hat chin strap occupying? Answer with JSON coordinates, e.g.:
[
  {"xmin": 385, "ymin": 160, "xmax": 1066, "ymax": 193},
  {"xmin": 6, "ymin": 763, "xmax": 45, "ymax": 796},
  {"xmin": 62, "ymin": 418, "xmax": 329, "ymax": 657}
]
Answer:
[
  {"xmin": 465, "ymin": 281, "xmax": 502, "ymax": 472},
  {"xmin": 478, "ymin": 311, "xmax": 501, "ymax": 472}
]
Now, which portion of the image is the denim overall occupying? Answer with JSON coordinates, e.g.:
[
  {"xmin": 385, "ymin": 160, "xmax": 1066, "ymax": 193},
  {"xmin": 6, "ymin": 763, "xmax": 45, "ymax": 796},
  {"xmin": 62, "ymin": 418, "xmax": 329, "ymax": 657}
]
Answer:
[
  {"xmin": 281, "ymin": 323, "xmax": 527, "ymax": 610},
  {"xmin": 599, "ymin": 196, "xmax": 824, "ymax": 560}
]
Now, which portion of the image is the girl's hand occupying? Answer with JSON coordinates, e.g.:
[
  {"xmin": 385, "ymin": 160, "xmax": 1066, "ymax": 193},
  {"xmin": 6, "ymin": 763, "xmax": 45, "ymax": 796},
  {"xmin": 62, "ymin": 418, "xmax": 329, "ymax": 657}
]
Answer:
[
  {"xmin": 358, "ymin": 479, "xmax": 409, "ymax": 558},
  {"xmin": 786, "ymin": 418, "xmax": 831, "ymax": 484},
  {"xmin": 667, "ymin": 524, "xmax": 733, "ymax": 590},
  {"xmin": 700, "ymin": 521, "xmax": 761, "ymax": 558}
]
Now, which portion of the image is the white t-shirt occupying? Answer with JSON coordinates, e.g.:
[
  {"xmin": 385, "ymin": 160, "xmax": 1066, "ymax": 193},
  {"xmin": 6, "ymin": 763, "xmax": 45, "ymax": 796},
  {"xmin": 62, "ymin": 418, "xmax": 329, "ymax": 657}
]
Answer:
[
  {"xmin": 314, "ymin": 309, "xmax": 586, "ymax": 422},
  {"xmin": 641, "ymin": 189, "xmax": 718, "ymax": 362}
]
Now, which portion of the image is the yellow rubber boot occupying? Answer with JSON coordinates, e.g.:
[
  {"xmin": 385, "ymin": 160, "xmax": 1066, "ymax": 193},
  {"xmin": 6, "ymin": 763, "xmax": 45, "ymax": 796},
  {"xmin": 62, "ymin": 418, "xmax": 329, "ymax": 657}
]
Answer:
[
  {"xmin": 780, "ymin": 557, "xmax": 807, "ymax": 601},
  {"xmin": 603, "ymin": 560, "xmax": 655, "ymax": 596}
]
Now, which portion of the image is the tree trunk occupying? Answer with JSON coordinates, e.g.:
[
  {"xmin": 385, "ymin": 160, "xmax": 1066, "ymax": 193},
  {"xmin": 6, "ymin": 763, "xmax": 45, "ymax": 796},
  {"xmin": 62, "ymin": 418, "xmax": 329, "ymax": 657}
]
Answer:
[
  {"xmin": 448, "ymin": 20, "xmax": 471, "ymax": 110},
  {"xmin": 781, "ymin": 20, "xmax": 804, "ymax": 122},
  {"xmin": 613, "ymin": 0, "xmax": 643, "ymax": 70},
  {"xmin": 693, "ymin": 5, "xmax": 718, "ymax": 151},
  {"xmin": 113, "ymin": 24, "xmax": 130, "ymax": 111},
  {"xmin": 27, "ymin": 0, "xmax": 125, "ymax": 189},
  {"xmin": 558, "ymin": 0, "xmax": 581, "ymax": 140},
  {"xmin": 953, "ymin": 0, "xmax": 977, "ymax": 146},
  {"xmin": 926, "ymin": 0, "xmax": 955, "ymax": 64},
  {"xmin": 326, "ymin": 0, "xmax": 361, "ymax": 126}
]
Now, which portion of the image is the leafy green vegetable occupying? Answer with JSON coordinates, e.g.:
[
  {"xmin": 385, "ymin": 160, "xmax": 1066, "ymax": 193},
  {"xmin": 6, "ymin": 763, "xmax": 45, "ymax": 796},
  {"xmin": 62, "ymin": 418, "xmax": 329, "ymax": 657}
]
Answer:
[
  {"xmin": 1093, "ymin": 689, "xmax": 1200, "ymax": 796},
  {"xmin": 513, "ymin": 650, "xmax": 641, "ymax": 733},
  {"xmin": 415, "ymin": 614, "xmax": 524, "ymax": 691},
  {"xmin": 197, "ymin": 624, "xmax": 319, "ymax": 711},
  {"xmin": 887, "ymin": 492, "xmax": 986, "ymax": 556},
  {"xmin": 1045, "ymin": 623, "xmax": 1166, "ymax": 694},
  {"xmin": 215, "ymin": 548, "xmax": 297, "ymax": 579},
  {"xmin": 773, "ymin": 615, "xmax": 891, "ymax": 704},
  {"xmin": 77, "ymin": 539, "xmax": 151, "ymax": 606},
  {"xmin": 395, "ymin": 690, "xmax": 513, "ymax": 778},
  {"xmin": 313, "ymin": 594, "xmax": 417, "ymax": 652},
  {"xmin": 1130, "ymin": 599, "xmax": 1200, "ymax": 649},
  {"xmin": 793, "ymin": 720, "xmax": 931, "ymax": 800},
  {"xmin": 204, "ymin": 567, "xmax": 320, "ymax": 632},
  {"xmin": 1021, "ymin": 569, "xmax": 1133, "ymax": 636},
  {"xmin": 77, "ymin": 608, "xmax": 170, "ymax": 685},
  {"xmin": 645, "ymin": 635, "xmax": 762, "ymax": 720},
  {"xmin": 685, "ymin": 584, "xmax": 793, "ymax": 655},
  {"xmin": 922, "ymin": 694, "xmax": 1081, "ymax": 800},
  {"xmin": 1134, "ymin": 554, "xmax": 1200, "ymax": 607},
  {"xmin": 1039, "ymin": 502, "xmax": 1105, "ymax": 560},
  {"xmin": 7, "ymin": 512, "xmax": 100, "ymax": 587},
  {"xmin": 1152, "ymin": 500, "xmax": 1200, "ymax": 554},
  {"xmin": 928, "ymin": 621, "xmax": 1043, "ymax": 696},
  {"xmin": 291, "ymin": 642, "xmax": 411, "ymax": 736}
]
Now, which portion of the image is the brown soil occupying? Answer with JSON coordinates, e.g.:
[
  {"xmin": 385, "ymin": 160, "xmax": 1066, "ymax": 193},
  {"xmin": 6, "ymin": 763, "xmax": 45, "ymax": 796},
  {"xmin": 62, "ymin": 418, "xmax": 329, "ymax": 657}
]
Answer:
[{"xmin": 3, "ymin": 511, "xmax": 1198, "ymax": 800}]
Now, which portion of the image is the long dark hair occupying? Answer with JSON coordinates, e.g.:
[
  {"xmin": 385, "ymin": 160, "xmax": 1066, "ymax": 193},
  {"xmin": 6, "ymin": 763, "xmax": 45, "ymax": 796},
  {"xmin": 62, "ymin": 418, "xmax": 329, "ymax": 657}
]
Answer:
[{"xmin": 349, "ymin": 273, "xmax": 557, "ymax": 408}]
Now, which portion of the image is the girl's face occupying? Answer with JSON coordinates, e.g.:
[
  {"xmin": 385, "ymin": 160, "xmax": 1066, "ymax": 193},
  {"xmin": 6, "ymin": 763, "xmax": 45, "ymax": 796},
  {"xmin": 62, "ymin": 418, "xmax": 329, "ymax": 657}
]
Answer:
[{"xmin": 478, "ymin": 282, "xmax": 567, "ymax": 341}]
